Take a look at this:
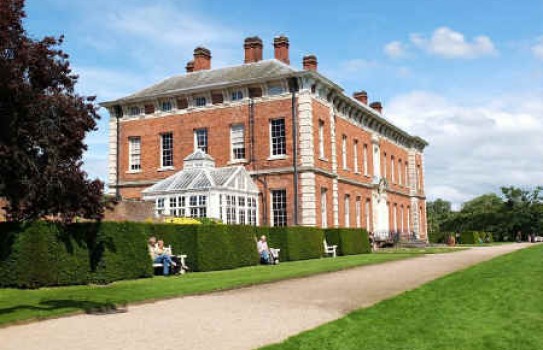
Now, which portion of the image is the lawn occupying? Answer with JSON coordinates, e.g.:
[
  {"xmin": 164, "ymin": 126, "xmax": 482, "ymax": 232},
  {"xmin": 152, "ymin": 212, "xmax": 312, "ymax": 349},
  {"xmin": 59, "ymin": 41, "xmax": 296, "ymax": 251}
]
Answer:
[
  {"xmin": 0, "ymin": 251, "xmax": 447, "ymax": 327},
  {"xmin": 262, "ymin": 244, "xmax": 543, "ymax": 350}
]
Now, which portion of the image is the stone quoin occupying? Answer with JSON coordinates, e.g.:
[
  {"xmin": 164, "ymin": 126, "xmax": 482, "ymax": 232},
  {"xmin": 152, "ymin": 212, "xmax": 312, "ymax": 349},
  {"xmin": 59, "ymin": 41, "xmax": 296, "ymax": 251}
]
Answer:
[{"xmin": 101, "ymin": 35, "xmax": 428, "ymax": 240}]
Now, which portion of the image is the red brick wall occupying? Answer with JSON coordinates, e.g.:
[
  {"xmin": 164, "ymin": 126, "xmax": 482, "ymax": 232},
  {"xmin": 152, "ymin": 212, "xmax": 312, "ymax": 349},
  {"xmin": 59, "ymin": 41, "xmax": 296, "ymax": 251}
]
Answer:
[
  {"xmin": 314, "ymin": 173, "xmax": 334, "ymax": 228},
  {"xmin": 103, "ymin": 200, "xmax": 155, "ymax": 222},
  {"xmin": 380, "ymin": 139, "xmax": 410, "ymax": 195},
  {"xmin": 337, "ymin": 182, "xmax": 373, "ymax": 229},
  {"xmin": 312, "ymin": 100, "xmax": 333, "ymax": 173},
  {"xmin": 334, "ymin": 116, "xmax": 374, "ymax": 184},
  {"xmin": 118, "ymin": 98, "xmax": 293, "ymax": 199}
]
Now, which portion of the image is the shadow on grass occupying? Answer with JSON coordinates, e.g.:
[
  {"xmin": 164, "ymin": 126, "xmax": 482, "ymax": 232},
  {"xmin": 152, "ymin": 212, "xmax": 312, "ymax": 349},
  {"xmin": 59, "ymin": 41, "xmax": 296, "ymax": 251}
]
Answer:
[{"xmin": 0, "ymin": 299, "xmax": 127, "ymax": 317}]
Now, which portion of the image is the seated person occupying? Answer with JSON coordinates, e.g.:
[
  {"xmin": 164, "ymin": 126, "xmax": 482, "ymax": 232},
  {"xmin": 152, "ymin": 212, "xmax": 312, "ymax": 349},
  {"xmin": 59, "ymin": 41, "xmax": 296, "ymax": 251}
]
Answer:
[
  {"xmin": 257, "ymin": 235, "xmax": 277, "ymax": 264},
  {"xmin": 148, "ymin": 237, "xmax": 176, "ymax": 276}
]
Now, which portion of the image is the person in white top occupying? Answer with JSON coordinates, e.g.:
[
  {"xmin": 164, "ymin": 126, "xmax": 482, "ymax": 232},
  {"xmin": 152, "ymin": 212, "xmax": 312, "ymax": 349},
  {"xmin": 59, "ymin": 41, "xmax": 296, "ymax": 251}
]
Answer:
[{"xmin": 257, "ymin": 235, "xmax": 270, "ymax": 264}]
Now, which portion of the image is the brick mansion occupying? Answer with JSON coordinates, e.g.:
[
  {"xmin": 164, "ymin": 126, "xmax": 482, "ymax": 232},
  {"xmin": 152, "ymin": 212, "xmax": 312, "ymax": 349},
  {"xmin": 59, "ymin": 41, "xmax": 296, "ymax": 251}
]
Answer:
[{"xmin": 101, "ymin": 36, "xmax": 428, "ymax": 240}]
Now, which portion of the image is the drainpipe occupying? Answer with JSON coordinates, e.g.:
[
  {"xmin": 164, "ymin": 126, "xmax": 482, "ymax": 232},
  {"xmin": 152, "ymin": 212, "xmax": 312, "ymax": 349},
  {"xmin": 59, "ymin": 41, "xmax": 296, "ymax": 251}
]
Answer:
[
  {"xmin": 114, "ymin": 105, "xmax": 122, "ymax": 201},
  {"xmin": 289, "ymin": 77, "xmax": 299, "ymax": 226}
]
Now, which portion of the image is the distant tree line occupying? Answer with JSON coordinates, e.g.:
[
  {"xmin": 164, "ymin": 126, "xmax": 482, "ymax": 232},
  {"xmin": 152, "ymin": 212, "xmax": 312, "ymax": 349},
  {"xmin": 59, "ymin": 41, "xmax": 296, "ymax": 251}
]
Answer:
[{"xmin": 427, "ymin": 186, "xmax": 543, "ymax": 241}]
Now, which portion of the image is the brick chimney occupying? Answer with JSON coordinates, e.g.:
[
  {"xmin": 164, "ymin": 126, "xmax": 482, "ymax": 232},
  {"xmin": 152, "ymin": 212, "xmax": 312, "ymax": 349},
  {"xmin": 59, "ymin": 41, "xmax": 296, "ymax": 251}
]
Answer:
[
  {"xmin": 273, "ymin": 35, "xmax": 290, "ymax": 64},
  {"xmin": 353, "ymin": 91, "xmax": 368, "ymax": 105},
  {"xmin": 370, "ymin": 101, "xmax": 383, "ymax": 114},
  {"xmin": 244, "ymin": 36, "xmax": 263, "ymax": 63},
  {"xmin": 193, "ymin": 47, "xmax": 211, "ymax": 71},
  {"xmin": 302, "ymin": 55, "xmax": 318, "ymax": 71},
  {"xmin": 185, "ymin": 60, "xmax": 194, "ymax": 73}
]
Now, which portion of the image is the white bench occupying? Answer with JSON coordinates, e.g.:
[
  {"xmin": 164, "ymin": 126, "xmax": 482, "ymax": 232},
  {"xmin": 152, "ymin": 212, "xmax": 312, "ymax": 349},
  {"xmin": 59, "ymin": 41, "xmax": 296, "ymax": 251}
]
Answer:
[
  {"xmin": 323, "ymin": 239, "xmax": 338, "ymax": 258},
  {"xmin": 269, "ymin": 248, "xmax": 281, "ymax": 264},
  {"xmin": 152, "ymin": 245, "xmax": 188, "ymax": 274}
]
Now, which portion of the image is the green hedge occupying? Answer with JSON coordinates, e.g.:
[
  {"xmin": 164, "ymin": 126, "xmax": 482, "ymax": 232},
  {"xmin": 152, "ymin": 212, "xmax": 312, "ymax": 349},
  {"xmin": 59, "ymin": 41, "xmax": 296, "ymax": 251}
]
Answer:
[
  {"xmin": 266, "ymin": 226, "xmax": 324, "ymax": 261},
  {"xmin": 0, "ymin": 221, "xmax": 153, "ymax": 288},
  {"xmin": 324, "ymin": 228, "xmax": 371, "ymax": 255}
]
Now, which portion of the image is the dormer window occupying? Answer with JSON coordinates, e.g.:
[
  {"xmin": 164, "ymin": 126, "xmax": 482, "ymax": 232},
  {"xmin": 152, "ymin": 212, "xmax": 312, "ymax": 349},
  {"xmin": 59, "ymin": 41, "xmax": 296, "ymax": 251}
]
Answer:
[
  {"xmin": 160, "ymin": 101, "xmax": 172, "ymax": 112},
  {"xmin": 195, "ymin": 96, "xmax": 207, "ymax": 107},
  {"xmin": 267, "ymin": 83, "xmax": 284, "ymax": 96},
  {"xmin": 128, "ymin": 106, "xmax": 141, "ymax": 117},
  {"xmin": 231, "ymin": 90, "xmax": 243, "ymax": 101}
]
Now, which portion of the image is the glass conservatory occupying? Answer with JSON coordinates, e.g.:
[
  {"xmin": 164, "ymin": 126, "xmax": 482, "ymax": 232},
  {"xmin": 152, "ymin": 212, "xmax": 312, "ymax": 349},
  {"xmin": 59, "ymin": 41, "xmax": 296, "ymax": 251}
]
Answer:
[{"xmin": 142, "ymin": 150, "xmax": 259, "ymax": 225}]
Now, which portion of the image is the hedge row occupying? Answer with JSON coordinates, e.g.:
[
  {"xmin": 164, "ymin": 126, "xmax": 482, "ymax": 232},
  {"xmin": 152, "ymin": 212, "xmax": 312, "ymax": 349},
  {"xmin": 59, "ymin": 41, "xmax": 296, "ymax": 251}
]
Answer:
[
  {"xmin": 324, "ymin": 228, "xmax": 371, "ymax": 255},
  {"xmin": 0, "ymin": 221, "xmax": 153, "ymax": 288},
  {"xmin": 0, "ymin": 222, "xmax": 372, "ymax": 288}
]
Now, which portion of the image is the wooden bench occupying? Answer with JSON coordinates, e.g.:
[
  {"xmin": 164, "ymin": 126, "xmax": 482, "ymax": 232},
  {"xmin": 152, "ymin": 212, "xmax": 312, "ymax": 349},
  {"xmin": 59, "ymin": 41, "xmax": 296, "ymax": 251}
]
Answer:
[
  {"xmin": 152, "ymin": 245, "xmax": 188, "ymax": 274},
  {"xmin": 323, "ymin": 239, "xmax": 338, "ymax": 258}
]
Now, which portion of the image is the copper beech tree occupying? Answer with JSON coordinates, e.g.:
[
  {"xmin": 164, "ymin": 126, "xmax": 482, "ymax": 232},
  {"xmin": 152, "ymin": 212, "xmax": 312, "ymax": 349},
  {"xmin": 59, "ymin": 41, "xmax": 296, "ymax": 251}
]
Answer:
[{"xmin": 0, "ymin": 0, "xmax": 104, "ymax": 222}]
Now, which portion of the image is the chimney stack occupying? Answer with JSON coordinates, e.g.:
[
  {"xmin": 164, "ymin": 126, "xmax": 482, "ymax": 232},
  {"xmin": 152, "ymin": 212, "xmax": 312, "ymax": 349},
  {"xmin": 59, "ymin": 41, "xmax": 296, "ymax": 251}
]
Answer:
[
  {"xmin": 369, "ymin": 101, "xmax": 383, "ymax": 114},
  {"xmin": 353, "ymin": 91, "xmax": 368, "ymax": 105},
  {"xmin": 185, "ymin": 60, "xmax": 194, "ymax": 73},
  {"xmin": 244, "ymin": 36, "xmax": 263, "ymax": 63},
  {"xmin": 273, "ymin": 35, "xmax": 290, "ymax": 64},
  {"xmin": 193, "ymin": 47, "xmax": 211, "ymax": 71},
  {"xmin": 302, "ymin": 55, "xmax": 318, "ymax": 71}
]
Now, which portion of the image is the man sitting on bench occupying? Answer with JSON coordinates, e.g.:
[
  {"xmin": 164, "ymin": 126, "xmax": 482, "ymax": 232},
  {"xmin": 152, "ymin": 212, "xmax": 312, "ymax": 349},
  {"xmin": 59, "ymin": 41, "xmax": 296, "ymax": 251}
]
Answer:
[{"xmin": 148, "ymin": 237, "xmax": 175, "ymax": 276}]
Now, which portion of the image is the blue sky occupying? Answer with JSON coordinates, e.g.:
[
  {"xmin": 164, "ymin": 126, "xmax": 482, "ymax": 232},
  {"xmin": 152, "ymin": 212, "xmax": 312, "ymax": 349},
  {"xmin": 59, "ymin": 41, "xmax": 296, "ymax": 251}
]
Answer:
[{"xmin": 24, "ymin": 0, "xmax": 543, "ymax": 206}]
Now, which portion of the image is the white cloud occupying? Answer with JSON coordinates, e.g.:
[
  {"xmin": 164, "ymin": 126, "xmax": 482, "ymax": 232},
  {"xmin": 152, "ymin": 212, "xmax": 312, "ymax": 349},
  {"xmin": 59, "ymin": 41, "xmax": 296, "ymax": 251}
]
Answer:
[
  {"xmin": 387, "ymin": 91, "xmax": 543, "ymax": 205},
  {"xmin": 531, "ymin": 37, "xmax": 543, "ymax": 60},
  {"xmin": 384, "ymin": 41, "xmax": 407, "ymax": 58},
  {"xmin": 409, "ymin": 27, "xmax": 497, "ymax": 59}
]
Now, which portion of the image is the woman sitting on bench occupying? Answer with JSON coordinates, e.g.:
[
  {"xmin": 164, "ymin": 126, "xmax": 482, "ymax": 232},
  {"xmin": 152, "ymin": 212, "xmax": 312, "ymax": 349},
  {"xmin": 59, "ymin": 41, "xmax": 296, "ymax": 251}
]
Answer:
[{"xmin": 148, "ymin": 237, "xmax": 176, "ymax": 276}]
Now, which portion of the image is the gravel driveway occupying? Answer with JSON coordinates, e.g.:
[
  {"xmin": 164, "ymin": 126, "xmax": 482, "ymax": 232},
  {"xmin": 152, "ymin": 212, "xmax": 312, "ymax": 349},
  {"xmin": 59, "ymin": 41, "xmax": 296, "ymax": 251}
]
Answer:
[{"xmin": 0, "ymin": 243, "xmax": 531, "ymax": 350}]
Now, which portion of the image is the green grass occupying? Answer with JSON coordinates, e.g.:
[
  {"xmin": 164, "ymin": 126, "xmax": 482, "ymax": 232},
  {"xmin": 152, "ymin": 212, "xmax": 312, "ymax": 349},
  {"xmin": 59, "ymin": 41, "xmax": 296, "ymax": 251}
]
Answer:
[
  {"xmin": 0, "ymin": 253, "xmax": 425, "ymax": 327},
  {"xmin": 262, "ymin": 244, "xmax": 543, "ymax": 350},
  {"xmin": 376, "ymin": 247, "xmax": 465, "ymax": 254}
]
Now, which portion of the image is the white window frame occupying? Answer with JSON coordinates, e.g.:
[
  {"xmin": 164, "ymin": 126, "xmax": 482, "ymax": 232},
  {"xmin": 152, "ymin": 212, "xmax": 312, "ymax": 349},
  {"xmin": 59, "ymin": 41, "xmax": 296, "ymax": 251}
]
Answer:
[
  {"xmin": 405, "ymin": 162, "xmax": 409, "ymax": 188},
  {"xmin": 271, "ymin": 189, "xmax": 287, "ymax": 227},
  {"xmin": 194, "ymin": 96, "xmax": 207, "ymax": 107},
  {"xmin": 160, "ymin": 132, "xmax": 174, "ymax": 168},
  {"xmin": 321, "ymin": 188, "xmax": 328, "ymax": 228},
  {"xmin": 353, "ymin": 140, "xmax": 359, "ymax": 173},
  {"xmin": 391, "ymin": 156, "xmax": 395, "ymax": 183},
  {"xmin": 128, "ymin": 106, "xmax": 141, "ymax": 117},
  {"xmin": 194, "ymin": 128, "xmax": 208, "ymax": 153},
  {"xmin": 383, "ymin": 153, "xmax": 387, "ymax": 179},
  {"xmin": 355, "ymin": 197, "xmax": 361, "ymax": 228},
  {"xmin": 342, "ymin": 135, "xmax": 347, "ymax": 170},
  {"xmin": 398, "ymin": 159, "xmax": 402, "ymax": 185},
  {"xmin": 231, "ymin": 90, "xmax": 244, "ymax": 101},
  {"xmin": 393, "ymin": 204, "xmax": 398, "ymax": 232},
  {"xmin": 269, "ymin": 118, "xmax": 286, "ymax": 157},
  {"xmin": 344, "ymin": 194, "xmax": 350, "ymax": 228},
  {"xmin": 128, "ymin": 136, "xmax": 141, "ymax": 171},
  {"xmin": 160, "ymin": 100, "xmax": 172, "ymax": 112},
  {"xmin": 365, "ymin": 199, "xmax": 371, "ymax": 231},
  {"xmin": 318, "ymin": 120, "xmax": 325, "ymax": 159},
  {"xmin": 230, "ymin": 124, "xmax": 246, "ymax": 161},
  {"xmin": 363, "ymin": 144, "xmax": 368, "ymax": 176}
]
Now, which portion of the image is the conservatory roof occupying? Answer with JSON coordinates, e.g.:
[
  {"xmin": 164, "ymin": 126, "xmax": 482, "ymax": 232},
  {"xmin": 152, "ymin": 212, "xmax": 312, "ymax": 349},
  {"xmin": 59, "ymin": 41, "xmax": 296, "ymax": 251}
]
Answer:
[{"xmin": 141, "ymin": 151, "xmax": 258, "ymax": 197}]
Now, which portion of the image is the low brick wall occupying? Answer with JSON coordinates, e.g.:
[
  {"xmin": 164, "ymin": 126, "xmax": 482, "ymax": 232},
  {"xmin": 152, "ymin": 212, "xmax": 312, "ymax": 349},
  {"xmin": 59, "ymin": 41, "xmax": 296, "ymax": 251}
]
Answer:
[{"xmin": 103, "ymin": 200, "xmax": 155, "ymax": 222}]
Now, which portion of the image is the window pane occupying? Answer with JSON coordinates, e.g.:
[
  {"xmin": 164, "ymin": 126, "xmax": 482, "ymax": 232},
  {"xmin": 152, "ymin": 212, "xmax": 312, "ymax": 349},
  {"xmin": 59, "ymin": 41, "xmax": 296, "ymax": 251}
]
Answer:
[
  {"xmin": 231, "ymin": 124, "xmax": 245, "ymax": 160},
  {"xmin": 129, "ymin": 137, "xmax": 141, "ymax": 171},
  {"xmin": 195, "ymin": 128, "xmax": 208, "ymax": 153},
  {"xmin": 272, "ymin": 189, "xmax": 287, "ymax": 227},
  {"xmin": 270, "ymin": 119, "xmax": 286, "ymax": 156},
  {"xmin": 161, "ymin": 133, "xmax": 173, "ymax": 167}
]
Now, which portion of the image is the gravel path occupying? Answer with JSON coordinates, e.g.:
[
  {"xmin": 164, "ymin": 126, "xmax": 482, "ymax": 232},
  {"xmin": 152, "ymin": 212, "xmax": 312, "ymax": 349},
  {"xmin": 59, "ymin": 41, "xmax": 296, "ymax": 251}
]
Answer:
[{"xmin": 0, "ymin": 244, "xmax": 531, "ymax": 350}]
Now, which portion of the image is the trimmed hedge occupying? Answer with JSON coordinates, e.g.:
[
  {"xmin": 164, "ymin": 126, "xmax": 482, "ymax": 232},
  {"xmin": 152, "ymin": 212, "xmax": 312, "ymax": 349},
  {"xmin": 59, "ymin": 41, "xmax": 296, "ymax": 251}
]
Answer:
[
  {"xmin": 324, "ymin": 228, "xmax": 371, "ymax": 255},
  {"xmin": 0, "ymin": 221, "xmax": 153, "ymax": 288},
  {"xmin": 266, "ymin": 226, "xmax": 324, "ymax": 261}
]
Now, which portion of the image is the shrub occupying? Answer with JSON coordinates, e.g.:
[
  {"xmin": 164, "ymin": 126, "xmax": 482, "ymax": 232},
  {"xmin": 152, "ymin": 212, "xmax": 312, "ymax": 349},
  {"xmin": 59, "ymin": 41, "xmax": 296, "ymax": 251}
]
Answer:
[
  {"xmin": 428, "ymin": 231, "xmax": 448, "ymax": 244},
  {"xmin": 268, "ymin": 226, "xmax": 323, "ymax": 261},
  {"xmin": 324, "ymin": 228, "xmax": 371, "ymax": 255},
  {"xmin": 145, "ymin": 224, "xmax": 258, "ymax": 272},
  {"xmin": 0, "ymin": 221, "xmax": 153, "ymax": 288}
]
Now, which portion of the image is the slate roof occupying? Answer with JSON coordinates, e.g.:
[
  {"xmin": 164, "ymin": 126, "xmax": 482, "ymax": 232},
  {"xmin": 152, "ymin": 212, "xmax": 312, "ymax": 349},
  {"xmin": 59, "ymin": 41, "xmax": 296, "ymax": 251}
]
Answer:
[{"xmin": 104, "ymin": 60, "xmax": 297, "ymax": 105}]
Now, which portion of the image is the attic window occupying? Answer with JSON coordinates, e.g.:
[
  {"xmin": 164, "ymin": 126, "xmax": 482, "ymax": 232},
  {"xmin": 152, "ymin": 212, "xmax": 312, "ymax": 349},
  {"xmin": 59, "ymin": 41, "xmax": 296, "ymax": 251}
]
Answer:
[
  {"xmin": 160, "ymin": 101, "xmax": 172, "ymax": 112},
  {"xmin": 267, "ymin": 83, "xmax": 284, "ymax": 95},
  {"xmin": 231, "ymin": 90, "xmax": 243, "ymax": 101},
  {"xmin": 128, "ymin": 106, "xmax": 141, "ymax": 116},
  {"xmin": 195, "ymin": 96, "xmax": 207, "ymax": 107}
]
